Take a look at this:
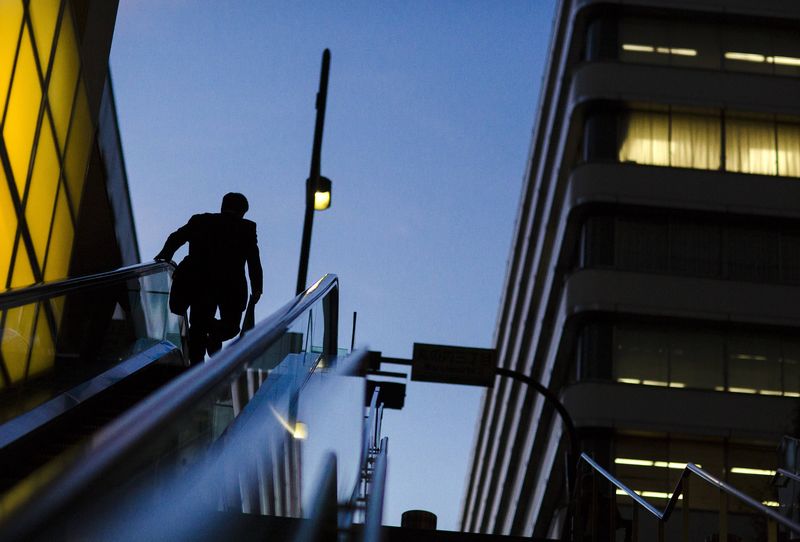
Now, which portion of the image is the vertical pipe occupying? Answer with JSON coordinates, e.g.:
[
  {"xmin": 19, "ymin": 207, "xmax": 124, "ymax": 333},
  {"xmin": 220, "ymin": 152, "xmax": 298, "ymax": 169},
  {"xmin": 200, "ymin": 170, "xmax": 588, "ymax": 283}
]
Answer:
[
  {"xmin": 682, "ymin": 479, "xmax": 690, "ymax": 542},
  {"xmin": 658, "ymin": 520, "xmax": 664, "ymax": 542},
  {"xmin": 351, "ymin": 311, "xmax": 357, "ymax": 352},
  {"xmin": 609, "ymin": 479, "xmax": 616, "ymax": 542},
  {"xmin": 632, "ymin": 505, "xmax": 638, "ymax": 542},
  {"xmin": 768, "ymin": 518, "xmax": 778, "ymax": 542},
  {"xmin": 720, "ymin": 491, "xmax": 728, "ymax": 542},
  {"xmin": 591, "ymin": 472, "xmax": 597, "ymax": 542}
]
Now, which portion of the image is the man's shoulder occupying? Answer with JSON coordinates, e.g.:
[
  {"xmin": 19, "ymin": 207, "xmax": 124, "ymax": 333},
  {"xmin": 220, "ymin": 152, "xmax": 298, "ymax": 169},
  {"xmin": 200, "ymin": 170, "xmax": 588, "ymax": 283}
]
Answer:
[{"xmin": 188, "ymin": 213, "xmax": 215, "ymax": 224}]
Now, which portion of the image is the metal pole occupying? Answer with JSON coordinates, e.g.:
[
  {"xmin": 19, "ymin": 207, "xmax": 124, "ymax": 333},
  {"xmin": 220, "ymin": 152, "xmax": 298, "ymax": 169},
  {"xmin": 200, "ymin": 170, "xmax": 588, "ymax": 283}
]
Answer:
[
  {"xmin": 494, "ymin": 367, "xmax": 579, "ymax": 489},
  {"xmin": 296, "ymin": 49, "xmax": 331, "ymax": 296}
]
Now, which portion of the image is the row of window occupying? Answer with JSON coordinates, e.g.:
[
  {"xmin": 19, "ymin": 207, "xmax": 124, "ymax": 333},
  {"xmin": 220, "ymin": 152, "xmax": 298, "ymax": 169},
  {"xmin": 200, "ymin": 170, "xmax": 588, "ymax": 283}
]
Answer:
[
  {"xmin": 578, "ymin": 322, "xmax": 800, "ymax": 397},
  {"xmin": 586, "ymin": 15, "xmax": 800, "ymax": 77},
  {"xmin": 593, "ymin": 108, "xmax": 800, "ymax": 178},
  {"xmin": 614, "ymin": 435, "xmax": 778, "ymax": 513},
  {"xmin": 580, "ymin": 214, "xmax": 800, "ymax": 285}
]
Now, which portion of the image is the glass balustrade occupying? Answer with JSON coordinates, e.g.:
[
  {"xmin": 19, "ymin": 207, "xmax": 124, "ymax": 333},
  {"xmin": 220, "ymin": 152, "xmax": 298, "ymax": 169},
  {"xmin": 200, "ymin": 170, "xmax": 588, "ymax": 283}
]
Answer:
[{"xmin": 0, "ymin": 262, "xmax": 183, "ymax": 426}]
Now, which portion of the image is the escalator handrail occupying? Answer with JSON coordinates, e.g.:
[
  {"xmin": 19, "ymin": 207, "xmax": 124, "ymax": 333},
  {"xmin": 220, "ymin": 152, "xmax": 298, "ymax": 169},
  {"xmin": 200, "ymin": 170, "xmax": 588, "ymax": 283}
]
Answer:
[
  {"xmin": 0, "ymin": 261, "xmax": 175, "ymax": 310},
  {"xmin": 578, "ymin": 452, "xmax": 800, "ymax": 535},
  {"xmin": 0, "ymin": 274, "xmax": 339, "ymax": 541}
]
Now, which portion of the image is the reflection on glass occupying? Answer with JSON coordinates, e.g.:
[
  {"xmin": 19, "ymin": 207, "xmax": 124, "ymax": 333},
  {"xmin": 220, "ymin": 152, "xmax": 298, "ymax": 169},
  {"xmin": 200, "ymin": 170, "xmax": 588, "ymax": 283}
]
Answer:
[{"xmin": 0, "ymin": 266, "xmax": 182, "ymax": 421}]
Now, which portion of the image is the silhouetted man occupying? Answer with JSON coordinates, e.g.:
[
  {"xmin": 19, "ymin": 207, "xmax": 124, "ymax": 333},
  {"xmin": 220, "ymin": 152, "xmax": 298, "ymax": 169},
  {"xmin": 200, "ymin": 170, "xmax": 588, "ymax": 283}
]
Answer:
[{"xmin": 155, "ymin": 193, "xmax": 263, "ymax": 363}]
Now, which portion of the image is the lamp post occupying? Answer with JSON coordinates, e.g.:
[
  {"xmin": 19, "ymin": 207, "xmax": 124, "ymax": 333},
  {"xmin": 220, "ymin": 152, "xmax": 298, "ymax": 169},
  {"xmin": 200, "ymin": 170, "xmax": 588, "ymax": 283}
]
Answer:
[{"xmin": 296, "ymin": 49, "xmax": 332, "ymax": 296}]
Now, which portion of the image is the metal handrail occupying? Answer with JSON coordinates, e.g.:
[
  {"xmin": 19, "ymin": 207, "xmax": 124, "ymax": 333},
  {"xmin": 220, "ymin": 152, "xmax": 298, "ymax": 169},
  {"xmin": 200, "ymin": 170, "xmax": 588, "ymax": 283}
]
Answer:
[
  {"xmin": 362, "ymin": 437, "xmax": 388, "ymax": 542},
  {"xmin": 0, "ymin": 261, "xmax": 174, "ymax": 310},
  {"xmin": 578, "ymin": 452, "xmax": 800, "ymax": 535},
  {"xmin": 0, "ymin": 274, "xmax": 339, "ymax": 542},
  {"xmin": 777, "ymin": 468, "xmax": 800, "ymax": 484}
]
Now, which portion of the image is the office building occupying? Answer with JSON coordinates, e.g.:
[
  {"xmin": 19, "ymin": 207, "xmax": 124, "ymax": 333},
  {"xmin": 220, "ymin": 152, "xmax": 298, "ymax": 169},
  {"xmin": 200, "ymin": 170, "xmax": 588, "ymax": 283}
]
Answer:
[{"xmin": 462, "ymin": 0, "xmax": 800, "ymax": 539}]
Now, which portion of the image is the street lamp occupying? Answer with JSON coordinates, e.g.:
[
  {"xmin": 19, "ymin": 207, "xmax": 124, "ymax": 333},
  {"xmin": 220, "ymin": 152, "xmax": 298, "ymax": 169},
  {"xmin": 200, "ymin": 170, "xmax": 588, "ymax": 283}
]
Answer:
[
  {"xmin": 313, "ymin": 176, "xmax": 332, "ymax": 211},
  {"xmin": 296, "ymin": 49, "xmax": 332, "ymax": 296}
]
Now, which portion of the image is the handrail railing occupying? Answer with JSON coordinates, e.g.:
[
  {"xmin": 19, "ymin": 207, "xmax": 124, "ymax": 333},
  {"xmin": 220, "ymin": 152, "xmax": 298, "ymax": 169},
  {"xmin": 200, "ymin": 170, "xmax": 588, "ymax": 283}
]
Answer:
[
  {"xmin": 577, "ymin": 452, "xmax": 800, "ymax": 540},
  {"xmin": 0, "ymin": 274, "xmax": 339, "ymax": 542},
  {"xmin": 0, "ymin": 261, "xmax": 174, "ymax": 310},
  {"xmin": 777, "ymin": 468, "xmax": 800, "ymax": 484},
  {"xmin": 362, "ymin": 437, "xmax": 388, "ymax": 542}
]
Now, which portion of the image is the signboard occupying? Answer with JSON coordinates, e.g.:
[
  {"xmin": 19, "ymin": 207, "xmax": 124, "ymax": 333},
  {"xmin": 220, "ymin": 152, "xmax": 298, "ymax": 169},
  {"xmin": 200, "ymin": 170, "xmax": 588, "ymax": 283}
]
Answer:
[{"xmin": 411, "ymin": 343, "xmax": 496, "ymax": 387}]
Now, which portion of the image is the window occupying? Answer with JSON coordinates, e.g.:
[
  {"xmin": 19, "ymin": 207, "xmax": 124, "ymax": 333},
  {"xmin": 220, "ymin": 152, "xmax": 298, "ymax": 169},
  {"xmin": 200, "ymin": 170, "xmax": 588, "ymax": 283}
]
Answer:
[
  {"xmin": 612, "ymin": 107, "xmax": 800, "ymax": 178},
  {"xmin": 607, "ymin": 17, "xmax": 800, "ymax": 77},
  {"xmin": 599, "ymin": 322, "xmax": 800, "ymax": 397},
  {"xmin": 579, "ymin": 214, "xmax": 800, "ymax": 286}
]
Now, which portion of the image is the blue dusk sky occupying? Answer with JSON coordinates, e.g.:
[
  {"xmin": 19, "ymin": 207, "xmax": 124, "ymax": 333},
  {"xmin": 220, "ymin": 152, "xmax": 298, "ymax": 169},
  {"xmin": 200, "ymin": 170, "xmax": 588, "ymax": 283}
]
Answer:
[{"xmin": 110, "ymin": 0, "xmax": 557, "ymax": 530}]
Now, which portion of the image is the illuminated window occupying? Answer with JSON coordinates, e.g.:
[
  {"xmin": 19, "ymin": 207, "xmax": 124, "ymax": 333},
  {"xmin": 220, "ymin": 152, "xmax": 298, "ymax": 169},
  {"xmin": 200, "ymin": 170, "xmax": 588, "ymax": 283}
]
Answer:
[
  {"xmin": 615, "ymin": 109, "xmax": 800, "ymax": 178},
  {"xmin": 725, "ymin": 116, "xmax": 777, "ymax": 176},
  {"xmin": 29, "ymin": 0, "xmax": 61, "ymax": 74},
  {"xmin": 618, "ymin": 111, "xmax": 721, "ymax": 170},
  {"xmin": 4, "ymin": 27, "xmax": 43, "ymax": 195},
  {"xmin": 25, "ymin": 118, "xmax": 60, "ymax": 267},
  {"xmin": 618, "ymin": 111, "xmax": 669, "ymax": 166},
  {"xmin": 47, "ymin": 4, "xmax": 78, "ymax": 150},
  {"xmin": 670, "ymin": 113, "xmax": 720, "ymax": 170},
  {"xmin": 777, "ymin": 124, "xmax": 800, "ymax": 177},
  {"xmin": 0, "ymin": 0, "xmax": 23, "ymax": 116}
]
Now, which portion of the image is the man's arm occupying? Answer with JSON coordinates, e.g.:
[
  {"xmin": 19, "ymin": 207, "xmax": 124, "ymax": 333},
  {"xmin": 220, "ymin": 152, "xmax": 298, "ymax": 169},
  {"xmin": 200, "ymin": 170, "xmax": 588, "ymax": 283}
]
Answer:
[
  {"xmin": 154, "ymin": 220, "xmax": 192, "ymax": 261},
  {"xmin": 247, "ymin": 226, "xmax": 263, "ymax": 303}
]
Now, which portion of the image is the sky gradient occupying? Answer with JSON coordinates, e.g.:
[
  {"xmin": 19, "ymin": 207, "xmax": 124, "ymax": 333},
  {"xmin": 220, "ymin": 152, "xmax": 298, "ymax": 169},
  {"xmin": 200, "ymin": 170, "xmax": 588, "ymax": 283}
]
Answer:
[{"xmin": 110, "ymin": 0, "xmax": 557, "ymax": 529}]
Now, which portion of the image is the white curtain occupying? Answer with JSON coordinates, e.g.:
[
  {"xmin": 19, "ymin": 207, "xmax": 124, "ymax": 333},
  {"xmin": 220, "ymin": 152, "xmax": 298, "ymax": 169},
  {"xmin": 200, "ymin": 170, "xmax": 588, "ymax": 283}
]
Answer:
[
  {"xmin": 778, "ymin": 123, "xmax": 800, "ymax": 177},
  {"xmin": 618, "ymin": 111, "xmax": 670, "ymax": 166},
  {"xmin": 671, "ymin": 113, "xmax": 721, "ymax": 170},
  {"xmin": 725, "ymin": 117, "xmax": 777, "ymax": 175}
]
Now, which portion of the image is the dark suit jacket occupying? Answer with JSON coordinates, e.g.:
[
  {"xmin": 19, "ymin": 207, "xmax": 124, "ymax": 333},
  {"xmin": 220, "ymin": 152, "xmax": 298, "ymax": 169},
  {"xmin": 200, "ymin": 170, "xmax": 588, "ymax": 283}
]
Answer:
[{"xmin": 157, "ymin": 212, "xmax": 263, "ymax": 309}]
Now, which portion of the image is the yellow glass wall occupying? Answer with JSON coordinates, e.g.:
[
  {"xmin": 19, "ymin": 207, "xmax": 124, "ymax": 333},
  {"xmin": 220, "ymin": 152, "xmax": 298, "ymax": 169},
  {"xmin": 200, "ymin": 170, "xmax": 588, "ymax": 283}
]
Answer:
[{"xmin": 0, "ymin": 0, "xmax": 97, "ymax": 387}]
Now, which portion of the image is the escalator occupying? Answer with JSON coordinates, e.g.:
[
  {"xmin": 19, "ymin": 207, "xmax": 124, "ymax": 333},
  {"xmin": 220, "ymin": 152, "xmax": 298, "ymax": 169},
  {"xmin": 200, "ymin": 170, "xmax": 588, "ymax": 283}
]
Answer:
[
  {"xmin": 0, "ymin": 262, "xmax": 187, "ymax": 495},
  {"xmin": 0, "ymin": 272, "xmax": 386, "ymax": 542}
]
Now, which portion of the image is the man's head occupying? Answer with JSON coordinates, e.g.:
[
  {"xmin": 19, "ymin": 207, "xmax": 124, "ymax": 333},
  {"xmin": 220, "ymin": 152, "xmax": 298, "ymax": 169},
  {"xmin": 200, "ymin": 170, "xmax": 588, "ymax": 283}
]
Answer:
[{"xmin": 221, "ymin": 192, "xmax": 249, "ymax": 218}]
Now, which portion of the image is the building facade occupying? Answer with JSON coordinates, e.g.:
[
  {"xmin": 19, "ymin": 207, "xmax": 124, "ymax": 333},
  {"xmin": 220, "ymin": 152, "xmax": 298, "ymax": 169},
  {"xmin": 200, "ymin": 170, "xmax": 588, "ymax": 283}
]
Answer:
[
  {"xmin": 0, "ymin": 0, "xmax": 135, "ymax": 387},
  {"xmin": 462, "ymin": 0, "xmax": 800, "ymax": 539}
]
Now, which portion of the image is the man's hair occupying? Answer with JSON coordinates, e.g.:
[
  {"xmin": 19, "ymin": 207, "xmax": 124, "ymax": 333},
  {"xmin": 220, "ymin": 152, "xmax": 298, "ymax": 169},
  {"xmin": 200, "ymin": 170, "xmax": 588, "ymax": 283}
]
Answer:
[{"xmin": 221, "ymin": 192, "xmax": 249, "ymax": 217}]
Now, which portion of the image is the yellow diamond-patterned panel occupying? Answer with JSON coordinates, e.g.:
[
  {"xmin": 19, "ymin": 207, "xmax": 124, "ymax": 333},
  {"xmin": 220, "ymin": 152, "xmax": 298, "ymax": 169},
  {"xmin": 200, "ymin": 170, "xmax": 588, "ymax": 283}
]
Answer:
[
  {"xmin": 27, "ymin": 303, "xmax": 54, "ymax": 378},
  {"xmin": 29, "ymin": 0, "xmax": 61, "ymax": 75},
  {"xmin": 44, "ymin": 184, "xmax": 73, "ymax": 282},
  {"xmin": 0, "ymin": 167, "xmax": 17, "ymax": 289},
  {"xmin": 47, "ymin": 3, "xmax": 77, "ymax": 152},
  {"xmin": 64, "ymin": 79, "xmax": 91, "ymax": 214},
  {"xmin": 10, "ymin": 243, "xmax": 35, "ymax": 288},
  {"xmin": 0, "ymin": 0, "xmax": 23, "ymax": 116},
  {"xmin": 25, "ymin": 117, "xmax": 59, "ymax": 268},
  {"xmin": 1, "ymin": 303, "xmax": 36, "ymax": 383},
  {"xmin": 3, "ymin": 27, "xmax": 42, "ymax": 196}
]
